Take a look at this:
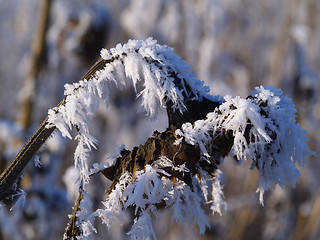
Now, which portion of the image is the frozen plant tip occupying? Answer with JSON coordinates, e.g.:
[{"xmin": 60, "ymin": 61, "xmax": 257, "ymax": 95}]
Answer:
[
  {"xmin": 176, "ymin": 85, "xmax": 314, "ymax": 204},
  {"xmin": 1, "ymin": 38, "xmax": 313, "ymax": 239}
]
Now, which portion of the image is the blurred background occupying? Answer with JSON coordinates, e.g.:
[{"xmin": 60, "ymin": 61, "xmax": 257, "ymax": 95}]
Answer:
[{"xmin": 0, "ymin": 0, "xmax": 319, "ymax": 239}]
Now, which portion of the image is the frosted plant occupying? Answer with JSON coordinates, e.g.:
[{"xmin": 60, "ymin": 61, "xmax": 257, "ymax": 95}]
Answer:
[
  {"xmin": 176, "ymin": 85, "xmax": 312, "ymax": 204},
  {"xmin": 1, "ymin": 38, "xmax": 313, "ymax": 239},
  {"xmin": 96, "ymin": 159, "xmax": 215, "ymax": 238},
  {"xmin": 64, "ymin": 189, "xmax": 97, "ymax": 240},
  {"xmin": 47, "ymin": 38, "xmax": 313, "ymax": 239},
  {"xmin": 46, "ymin": 37, "xmax": 217, "ymax": 186}
]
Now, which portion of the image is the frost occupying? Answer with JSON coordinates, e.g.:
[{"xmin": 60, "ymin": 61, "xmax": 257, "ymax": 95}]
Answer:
[
  {"xmin": 127, "ymin": 210, "xmax": 156, "ymax": 240},
  {"xmin": 95, "ymin": 172, "xmax": 131, "ymax": 228},
  {"xmin": 89, "ymin": 144, "xmax": 125, "ymax": 175},
  {"xmin": 63, "ymin": 189, "xmax": 97, "ymax": 240},
  {"xmin": 95, "ymin": 158, "xmax": 226, "ymax": 239},
  {"xmin": 47, "ymin": 38, "xmax": 213, "ymax": 187},
  {"xmin": 250, "ymin": 86, "xmax": 314, "ymax": 202},
  {"xmin": 33, "ymin": 155, "xmax": 41, "ymax": 168},
  {"xmin": 74, "ymin": 133, "xmax": 98, "ymax": 185},
  {"xmin": 176, "ymin": 85, "xmax": 313, "ymax": 204},
  {"xmin": 218, "ymin": 94, "xmax": 272, "ymax": 162},
  {"xmin": 75, "ymin": 190, "xmax": 97, "ymax": 239},
  {"xmin": 44, "ymin": 38, "xmax": 312, "ymax": 238},
  {"xmin": 198, "ymin": 169, "xmax": 227, "ymax": 215},
  {"xmin": 10, "ymin": 189, "xmax": 27, "ymax": 211}
]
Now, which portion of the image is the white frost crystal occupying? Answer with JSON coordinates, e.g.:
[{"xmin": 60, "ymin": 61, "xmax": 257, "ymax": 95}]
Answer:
[
  {"xmin": 46, "ymin": 38, "xmax": 312, "ymax": 239},
  {"xmin": 47, "ymin": 38, "xmax": 213, "ymax": 186},
  {"xmin": 177, "ymin": 85, "xmax": 313, "ymax": 204}
]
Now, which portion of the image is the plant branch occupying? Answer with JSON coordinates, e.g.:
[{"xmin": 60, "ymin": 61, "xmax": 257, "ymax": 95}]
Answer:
[
  {"xmin": 64, "ymin": 189, "xmax": 84, "ymax": 239},
  {"xmin": 0, "ymin": 58, "xmax": 108, "ymax": 201}
]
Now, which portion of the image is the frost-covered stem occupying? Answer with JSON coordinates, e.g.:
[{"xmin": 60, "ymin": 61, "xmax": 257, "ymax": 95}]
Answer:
[
  {"xmin": 0, "ymin": 117, "xmax": 55, "ymax": 200},
  {"xmin": 101, "ymin": 125, "xmax": 232, "ymax": 196},
  {"xmin": 0, "ymin": 101, "xmax": 61, "ymax": 201},
  {"xmin": 0, "ymin": 58, "xmax": 108, "ymax": 201},
  {"xmin": 64, "ymin": 188, "xmax": 84, "ymax": 239}
]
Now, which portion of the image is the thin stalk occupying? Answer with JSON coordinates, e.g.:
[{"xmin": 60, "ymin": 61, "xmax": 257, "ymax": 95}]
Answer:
[{"xmin": 19, "ymin": 0, "xmax": 52, "ymax": 130}]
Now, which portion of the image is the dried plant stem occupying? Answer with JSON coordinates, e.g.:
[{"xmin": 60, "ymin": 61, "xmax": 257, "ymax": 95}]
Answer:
[
  {"xmin": 18, "ymin": 0, "xmax": 52, "ymax": 130},
  {"xmin": 268, "ymin": 0, "xmax": 298, "ymax": 87}
]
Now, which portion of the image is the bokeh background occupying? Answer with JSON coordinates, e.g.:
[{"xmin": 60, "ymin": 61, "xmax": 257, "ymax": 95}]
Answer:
[{"xmin": 0, "ymin": 0, "xmax": 319, "ymax": 239}]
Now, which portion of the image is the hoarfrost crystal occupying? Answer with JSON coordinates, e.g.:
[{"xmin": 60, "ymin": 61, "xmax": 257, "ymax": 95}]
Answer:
[
  {"xmin": 47, "ymin": 38, "xmax": 212, "ymax": 186},
  {"xmin": 45, "ymin": 38, "xmax": 312, "ymax": 238}
]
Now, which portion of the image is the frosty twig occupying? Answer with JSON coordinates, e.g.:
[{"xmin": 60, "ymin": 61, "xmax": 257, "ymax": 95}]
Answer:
[
  {"xmin": 0, "ymin": 116, "xmax": 55, "ymax": 201},
  {"xmin": 0, "ymin": 58, "xmax": 107, "ymax": 201}
]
